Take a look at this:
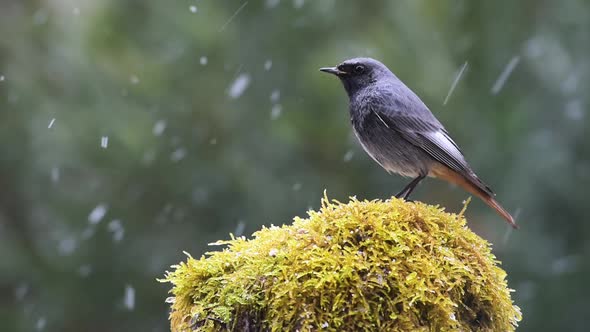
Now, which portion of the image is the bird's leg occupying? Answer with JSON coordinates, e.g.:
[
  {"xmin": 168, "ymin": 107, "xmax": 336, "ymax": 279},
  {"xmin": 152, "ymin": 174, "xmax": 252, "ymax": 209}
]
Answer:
[{"xmin": 395, "ymin": 174, "xmax": 426, "ymax": 200}]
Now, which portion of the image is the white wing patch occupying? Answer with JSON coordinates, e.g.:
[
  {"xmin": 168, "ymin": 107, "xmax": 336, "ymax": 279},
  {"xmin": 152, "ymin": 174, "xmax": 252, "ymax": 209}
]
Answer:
[{"xmin": 424, "ymin": 131, "xmax": 465, "ymax": 163}]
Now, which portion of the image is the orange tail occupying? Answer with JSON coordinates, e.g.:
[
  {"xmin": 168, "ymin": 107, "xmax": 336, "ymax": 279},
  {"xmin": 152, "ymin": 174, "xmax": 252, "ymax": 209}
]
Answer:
[{"xmin": 431, "ymin": 165, "xmax": 518, "ymax": 229}]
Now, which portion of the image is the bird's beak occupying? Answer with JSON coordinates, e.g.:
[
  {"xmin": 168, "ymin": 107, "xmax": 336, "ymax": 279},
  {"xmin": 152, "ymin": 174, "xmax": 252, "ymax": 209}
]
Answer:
[{"xmin": 319, "ymin": 67, "xmax": 346, "ymax": 76}]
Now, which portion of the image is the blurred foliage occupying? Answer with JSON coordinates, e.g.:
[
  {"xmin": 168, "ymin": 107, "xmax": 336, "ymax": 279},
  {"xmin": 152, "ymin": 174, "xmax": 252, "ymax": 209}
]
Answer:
[
  {"xmin": 0, "ymin": 0, "xmax": 588, "ymax": 331},
  {"xmin": 164, "ymin": 196, "xmax": 521, "ymax": 331}
]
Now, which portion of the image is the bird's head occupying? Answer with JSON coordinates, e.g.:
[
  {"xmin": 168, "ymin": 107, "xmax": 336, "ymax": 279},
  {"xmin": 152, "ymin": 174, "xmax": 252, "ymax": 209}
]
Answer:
[{"xmin": 320, "ymin": 57, "xmax": 395, "ymax": 97}]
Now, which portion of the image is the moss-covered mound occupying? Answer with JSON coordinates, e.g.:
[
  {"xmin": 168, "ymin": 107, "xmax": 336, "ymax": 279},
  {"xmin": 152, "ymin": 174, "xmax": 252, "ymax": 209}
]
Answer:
[{"xmin": 162, "ymin": 195, "xmax": 521, "ymax": 331}]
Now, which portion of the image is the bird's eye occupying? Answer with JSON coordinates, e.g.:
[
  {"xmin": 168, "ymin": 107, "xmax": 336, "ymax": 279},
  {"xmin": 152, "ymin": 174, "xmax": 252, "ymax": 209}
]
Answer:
[{"xmin": 354, "ymin": 65, "xmax": 365, "ymax": 74}]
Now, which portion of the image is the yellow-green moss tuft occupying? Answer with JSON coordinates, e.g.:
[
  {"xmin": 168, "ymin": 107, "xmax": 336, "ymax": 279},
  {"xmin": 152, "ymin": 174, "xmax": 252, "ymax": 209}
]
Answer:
[{"xmin": 162, "ymin": 195, "xmax": 521, "ymax": 331}]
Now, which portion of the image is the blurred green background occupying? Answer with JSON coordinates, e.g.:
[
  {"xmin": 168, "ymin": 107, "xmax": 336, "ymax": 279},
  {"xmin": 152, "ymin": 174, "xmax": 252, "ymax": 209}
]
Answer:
[{"xmin": 1, "ymin": 0, "xmax": 588, "ymax": 331}]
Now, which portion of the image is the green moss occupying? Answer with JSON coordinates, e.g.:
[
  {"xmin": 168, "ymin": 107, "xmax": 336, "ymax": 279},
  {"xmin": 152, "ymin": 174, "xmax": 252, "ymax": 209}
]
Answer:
[{"xmin": 161, "ymin": 195, "xmax": 521, "ymax": 331}]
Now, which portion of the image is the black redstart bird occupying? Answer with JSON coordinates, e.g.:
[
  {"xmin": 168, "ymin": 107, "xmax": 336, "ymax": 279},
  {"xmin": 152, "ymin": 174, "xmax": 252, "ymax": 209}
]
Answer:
[{"xmin": 320, "ymin": 57, "xmax": 517, "ymax": 228}]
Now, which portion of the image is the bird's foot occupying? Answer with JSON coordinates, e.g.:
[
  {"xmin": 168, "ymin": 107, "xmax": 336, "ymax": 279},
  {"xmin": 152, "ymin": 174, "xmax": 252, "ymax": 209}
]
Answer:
[
  {"xmin": 395, "ymin": 189, "xmax": 410, "ymax": 199},
  {"xmin": 395, "ymin": 191, "xmax": 413, "ymax": 202},
  {"xmin": 395, "ymin": 195, "xmax": 414, "ymax": 203}
]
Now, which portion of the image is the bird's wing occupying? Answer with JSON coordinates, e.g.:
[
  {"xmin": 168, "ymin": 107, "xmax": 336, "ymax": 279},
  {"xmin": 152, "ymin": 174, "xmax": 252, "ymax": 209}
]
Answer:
[{"xmin": 374, "ymin": 110, "xmax": 494, "ymax": 196}]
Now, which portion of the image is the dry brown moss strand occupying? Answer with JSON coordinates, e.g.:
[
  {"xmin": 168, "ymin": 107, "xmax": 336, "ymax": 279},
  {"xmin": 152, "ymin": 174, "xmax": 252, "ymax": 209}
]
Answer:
[{"xmin": 161, "ymin": 195, "xmax": 522, "ymax": 331}]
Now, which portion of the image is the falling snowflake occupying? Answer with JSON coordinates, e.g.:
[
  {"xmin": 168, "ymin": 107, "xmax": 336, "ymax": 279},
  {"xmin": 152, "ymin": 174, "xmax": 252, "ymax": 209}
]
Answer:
[{"xmin": 228, "ymin": 73, "xmax": 251, "ymax": 99}]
